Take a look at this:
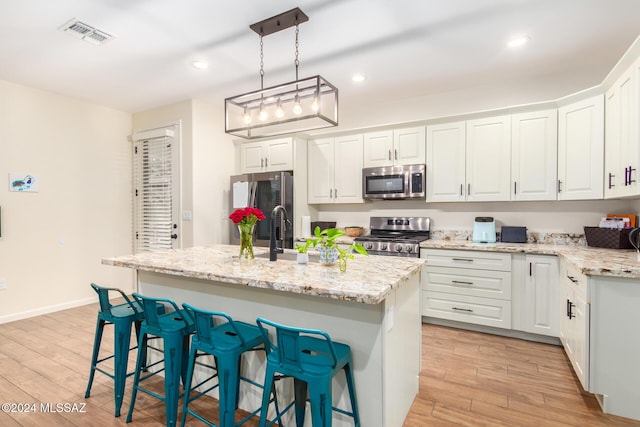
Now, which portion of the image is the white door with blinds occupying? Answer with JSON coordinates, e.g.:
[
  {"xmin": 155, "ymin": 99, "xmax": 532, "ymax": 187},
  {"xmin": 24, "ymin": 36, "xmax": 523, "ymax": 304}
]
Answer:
[{"xmin": 132, "ymin": 125, "xmax": 180, "ymax": 253}]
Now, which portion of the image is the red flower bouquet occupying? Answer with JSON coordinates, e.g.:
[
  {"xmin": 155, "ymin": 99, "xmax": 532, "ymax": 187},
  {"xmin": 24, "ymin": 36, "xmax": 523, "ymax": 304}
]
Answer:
[
  {"xmin": 229, "ymin": 207, "xmax": 265, "ymax": 225},
  {"xmin": 229, "ymin": 207, "xmax": 265, "ymax": 259}
]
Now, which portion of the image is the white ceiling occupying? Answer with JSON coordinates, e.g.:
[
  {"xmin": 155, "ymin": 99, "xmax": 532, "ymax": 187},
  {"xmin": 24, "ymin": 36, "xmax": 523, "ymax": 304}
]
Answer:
[{"xmin": 1, "ymin": 0, "xmax": 639, "ymax": 116}]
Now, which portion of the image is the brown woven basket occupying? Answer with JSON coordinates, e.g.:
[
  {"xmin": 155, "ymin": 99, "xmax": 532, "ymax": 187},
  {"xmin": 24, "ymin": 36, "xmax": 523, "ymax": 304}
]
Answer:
[{"xmin": 584, "ymin": 227, "xmax": 634, "ymax": 249}]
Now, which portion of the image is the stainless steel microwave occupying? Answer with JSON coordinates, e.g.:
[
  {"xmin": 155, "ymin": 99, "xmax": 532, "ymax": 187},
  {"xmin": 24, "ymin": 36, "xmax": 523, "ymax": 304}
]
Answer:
[{"xmin": 362, "ymin": 164, "xmax": 426, "ymax": 200}]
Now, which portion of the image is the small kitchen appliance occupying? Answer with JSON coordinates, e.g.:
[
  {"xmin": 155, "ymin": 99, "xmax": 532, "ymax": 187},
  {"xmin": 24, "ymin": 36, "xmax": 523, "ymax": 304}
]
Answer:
[
  {"xmin": 354, "ymin": 216, "xmax": 430, "ymax": 257},
  {"xmin": 500, "ymin": 226, "xmax": 527, "ymax": 243},
  {"xmin": 472, "ymin": 217, "xmax": 496, "ymax": 243},
  {"xmin": 362, "ymin": 164, "xmax": 426, "ymax": 200}
]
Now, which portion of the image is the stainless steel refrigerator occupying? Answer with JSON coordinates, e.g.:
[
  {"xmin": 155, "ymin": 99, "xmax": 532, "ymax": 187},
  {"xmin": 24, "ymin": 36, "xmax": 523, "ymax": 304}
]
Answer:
[{"xmin": 229, "ymin": 171, "xmax": 294, "ymax": 249}]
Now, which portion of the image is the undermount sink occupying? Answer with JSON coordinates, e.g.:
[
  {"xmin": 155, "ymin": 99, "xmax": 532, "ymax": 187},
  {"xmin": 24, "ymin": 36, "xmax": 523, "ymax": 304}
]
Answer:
[{"xmin": 255, "ymin": 252, "xmax": 319, "ymax": 262}]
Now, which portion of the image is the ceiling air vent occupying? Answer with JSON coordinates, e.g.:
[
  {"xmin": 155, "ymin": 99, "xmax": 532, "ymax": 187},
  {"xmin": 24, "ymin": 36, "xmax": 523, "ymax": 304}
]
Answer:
[{"xmin": 59, "ymin": 18, "xmax": 114, "ymax": 45}]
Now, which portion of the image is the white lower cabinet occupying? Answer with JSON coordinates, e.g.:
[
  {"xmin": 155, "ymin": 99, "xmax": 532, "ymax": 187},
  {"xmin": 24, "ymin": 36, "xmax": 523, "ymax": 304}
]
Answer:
[
  {"xmin": 512, "ymin": 254, "xmax": 559, "ymax": 337},
  {"xmin": 422, "ymin": 247, "xmax": 640, "ymax": 421},
  {"xmin": 421, "ymin": 249, "xmax": 512, "ymax": 329},
  {"xmin": 558, "ymin": 260, "xmax": 590, "ymax": 391}
]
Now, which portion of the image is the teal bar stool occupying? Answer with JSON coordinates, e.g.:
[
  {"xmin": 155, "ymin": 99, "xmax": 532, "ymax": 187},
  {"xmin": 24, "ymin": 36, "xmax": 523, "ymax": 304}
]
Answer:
[
  {"xmin": 180, "ymin": 303, "xmax": 280, "ymax": 427},
  {"xmin": 126, "ymin": 293, "xmax": 195, "ymax": 427},
  {"xmin": 256, "ymin": 318, "xmax": 360, "ymax": 427},
  {"xmin": 85, "ymin": 283, "xmax": 155, "ymax": 417}
]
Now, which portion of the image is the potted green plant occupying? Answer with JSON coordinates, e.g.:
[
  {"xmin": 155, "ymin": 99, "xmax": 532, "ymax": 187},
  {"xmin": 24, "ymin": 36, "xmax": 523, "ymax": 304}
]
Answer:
[
  {"xmin": 312, "ymin": 227, "xmax": 368, "ymax": 269},
  {"xmin": 313, "ymin": 227, "xmax": 343, "ymax": 265},
  {"xmin": 295, "ymin": 238, "xmax": 317, "ymax": 264}
]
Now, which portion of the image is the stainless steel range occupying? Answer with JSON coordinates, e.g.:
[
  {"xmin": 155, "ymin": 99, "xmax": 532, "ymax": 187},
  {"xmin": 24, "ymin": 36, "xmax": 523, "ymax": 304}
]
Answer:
[{"xmin": 355, "ymin": 216, "xmax": 431, "ymax": 257}]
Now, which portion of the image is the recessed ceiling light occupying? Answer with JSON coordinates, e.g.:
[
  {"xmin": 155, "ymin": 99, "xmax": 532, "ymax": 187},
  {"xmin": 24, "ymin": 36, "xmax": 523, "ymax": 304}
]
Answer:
[
  {"xmin": 507, "ymin": 36, "xmax": 530, "ymax": 48},
  {"xmin": 192, "ymin": 60, "xmax": 209, "ymax": 70},
  {"xmin": 352, "ymin": 74, "xmax": 367, "ymax": 83}
]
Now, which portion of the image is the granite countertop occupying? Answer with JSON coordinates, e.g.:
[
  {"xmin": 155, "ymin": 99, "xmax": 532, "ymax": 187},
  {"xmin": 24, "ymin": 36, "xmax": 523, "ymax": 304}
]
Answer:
[
  {"xmin": 420, "ymin": 240, "xmax": 640, "ymax": 279},
  {"xmin": 103, "ymin": 244, "xmax": 425, "ymax": 304}
]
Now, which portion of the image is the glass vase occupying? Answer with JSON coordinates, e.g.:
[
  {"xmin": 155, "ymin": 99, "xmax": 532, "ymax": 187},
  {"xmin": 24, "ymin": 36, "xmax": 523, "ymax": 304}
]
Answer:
[
  {"xmin": 339, "ymin": 256, "xmax": 348, "ymax": 272},
  {"xmin": 238, "ymin": 223, "xmax": 255, "ymax": 260}
]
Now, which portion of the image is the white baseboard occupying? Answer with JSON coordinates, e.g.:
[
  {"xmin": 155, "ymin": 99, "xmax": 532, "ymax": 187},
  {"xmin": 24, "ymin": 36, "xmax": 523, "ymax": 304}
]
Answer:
[{"xmin": 0, "ymin": 296, "xmax": 98, "ymax": 324}]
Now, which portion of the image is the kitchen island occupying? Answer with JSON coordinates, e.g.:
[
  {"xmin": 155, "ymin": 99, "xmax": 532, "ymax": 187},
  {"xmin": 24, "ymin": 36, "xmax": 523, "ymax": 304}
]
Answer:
[{"xmin": 103, "ymin": 244, "xmax": 425, "ymax": 427}]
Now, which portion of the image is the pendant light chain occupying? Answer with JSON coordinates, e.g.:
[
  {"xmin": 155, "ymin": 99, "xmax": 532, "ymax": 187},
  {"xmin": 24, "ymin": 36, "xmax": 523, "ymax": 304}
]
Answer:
[
  {"xmin": 294, "ymin": 21, "xmax": 300, "ymax": 81},
  {"xmin": 259, "ymin": 33, "xmax": 265, "ymax": 89}
]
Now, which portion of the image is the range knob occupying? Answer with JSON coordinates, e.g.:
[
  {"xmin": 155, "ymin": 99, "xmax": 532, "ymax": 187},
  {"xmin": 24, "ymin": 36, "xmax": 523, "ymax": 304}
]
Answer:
[
  {"xmin": 407, "ymin": 246, "xmax": 413, "ymax": 253},
  {"xmin": 364, "ymin": 242, "xmax": 373, "ymax": 250},
  {"xmin": 381, "ymin": 243, "xmax": 388, "ymax": 250},
  {"xmin": 395, "ymin": 244, "xmax": 403, "ymax": 252}
]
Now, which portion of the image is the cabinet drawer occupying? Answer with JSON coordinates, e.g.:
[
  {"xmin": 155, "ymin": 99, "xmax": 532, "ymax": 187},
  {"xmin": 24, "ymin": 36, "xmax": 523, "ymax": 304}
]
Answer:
[
  {"xmin": 563, "ymin": 262, "xmax": 587, "ymax": 300},
  {"xmin": 423, "ymin": 291, "xmax": 511, "ymax": 329},
  {"xmin": 422, "ymin": 249, "xmax": 511, "ymax": 271},
  {"xmin": 423, "ymin": 266, "xmax": 511, "ymax": 300}
]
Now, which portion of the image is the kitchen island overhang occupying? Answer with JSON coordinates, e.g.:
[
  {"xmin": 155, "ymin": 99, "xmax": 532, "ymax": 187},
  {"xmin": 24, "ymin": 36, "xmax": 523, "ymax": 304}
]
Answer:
[{"xmin": 103, "ymin": 244, "xmax": 425, "ymax": 427}]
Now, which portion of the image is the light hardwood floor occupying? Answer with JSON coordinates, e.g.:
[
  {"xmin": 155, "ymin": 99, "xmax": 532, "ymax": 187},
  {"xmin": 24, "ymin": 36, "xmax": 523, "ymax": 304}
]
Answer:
[{"xmin": 0, "ymin": 301, "xmax": 638, "ymax": 426}]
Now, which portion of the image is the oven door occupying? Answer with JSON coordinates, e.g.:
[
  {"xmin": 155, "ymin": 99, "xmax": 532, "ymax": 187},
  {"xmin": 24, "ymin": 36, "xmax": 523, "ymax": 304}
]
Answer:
[{"xmin": 363, "ymin": 171, "xmax": 408, "ymax": 200}]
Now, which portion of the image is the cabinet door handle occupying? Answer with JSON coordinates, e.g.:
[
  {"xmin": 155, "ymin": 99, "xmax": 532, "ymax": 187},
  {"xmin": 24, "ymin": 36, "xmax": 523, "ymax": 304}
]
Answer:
[
  {"xmin": 467, "ymin": 183, "xmax": 471, "ymax": 196},
  {"xmin": 395, "ymin": 149, "xmax": 398, "ymax": 160},
  {"xmin": 629, "ymin": 166, "xmax": 636, "ymax": 184},
  {"xmin": 557, "ymin": 180, "xmax": 562, "ymax": 193},
  {"xmin": 388, "ymin": 149, "xmax": 392, "ymax": 161},
  {"xmin": 609, "ymin": 172, "xmax": 615, "ymax": 189},
  {"xmin": 329, "ymin": 189, "xmax": 333, "ymax": 198},
  {"xmin": 514, "ymin": 181, "xmax": 517, "ymax": 195},
  {"xmin": 334, "ymin": 188, "xmax": 338, "ymax": 198},
  {"xmin": 567, "ymin": 299, "xmax": 575, "ymax": 319},
  {"xmin": 452, "ymin": 258, "xmax": 474, "ymax": 262},
  {"xmin": 567, "ymin": 275, "xmax": 578, "ymax": 283},
  {"xmin": 261, "ymin": 158, "xmax": 264, "ymax": 168},
  {"xmin": 529, "ymin": 262, "xmax": 532, "ymax": 276},
  {"xmin": 460, "ymin": 184, "xmax": 463, "ymax": 196},
  {"xmin": 452, "ymin": 307, "xmax": 473, "ymax": 313},
  {"xmin": 451, "ymin": 280, "xmax": 473, "ymax": 285},
  {"xmin": 265, "ymin": 157, "xmax": 268, "ymax": 167}
]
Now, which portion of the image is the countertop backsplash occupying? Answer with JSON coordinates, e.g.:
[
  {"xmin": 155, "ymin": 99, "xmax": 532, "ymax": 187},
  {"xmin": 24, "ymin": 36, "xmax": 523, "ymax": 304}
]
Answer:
[{"xmin": 430, "ymin": 229, "xmax": 586, "ymax": 246}]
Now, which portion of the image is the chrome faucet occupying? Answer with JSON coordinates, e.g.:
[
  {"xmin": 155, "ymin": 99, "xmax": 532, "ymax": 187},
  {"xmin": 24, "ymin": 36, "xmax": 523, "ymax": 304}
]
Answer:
[{"xmin": 269, "ymin": 205, "xmax": 290, "ymax": 261}]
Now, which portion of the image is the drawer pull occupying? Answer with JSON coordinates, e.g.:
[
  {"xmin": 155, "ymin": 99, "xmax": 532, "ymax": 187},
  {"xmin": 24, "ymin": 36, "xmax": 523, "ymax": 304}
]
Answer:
[
  {"xmin": 567, "ymin": 299, "xmax": 575, "ymax": 319},
  {"xmin": 452, "ymin": 258, "xmax": 474, "ymax": 262},
  {"xmin": 451, "ymin": 280, "xmax": 473, "ymax": 285},
  {"xmin": 452, "ymin": 307, "xmax": 473, "ymax": 313}
]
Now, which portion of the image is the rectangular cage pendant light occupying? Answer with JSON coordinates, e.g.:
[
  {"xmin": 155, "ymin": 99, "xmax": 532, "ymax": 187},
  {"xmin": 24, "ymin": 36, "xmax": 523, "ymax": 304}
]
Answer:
[
  {"xmin": 224, "ymin": 8, "xmax": 338, "ymax": 139},
  {"xmin": 225, "ymin": 75, "xmax": 338, "ymax": 139}
]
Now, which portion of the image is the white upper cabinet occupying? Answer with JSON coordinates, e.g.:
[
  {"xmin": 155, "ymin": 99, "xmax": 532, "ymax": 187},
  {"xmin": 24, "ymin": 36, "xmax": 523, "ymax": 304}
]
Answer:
[
  {"xmin": 465, "ymin": 115, "xmax": 512, "ymax": 201},
  {"xmin": 307, "ymin": 137, "xmax": 334, "ymax": 204},
  {"xmin": 605, "ymin": 61, "xmax": 638, "ymax": 198},
  {"xmin": 511, "ymin": 110, "xmax": 558, "ymax": 201},
  {"xmin": 240, "ymin": 138, "xmax": 294, "ymax": 173},
  {"xmin": 308, "ymin": 135, "xmax": 364, "ymax": 204},
  {"xmin": 557, "ymin": 95, "xmax": 604, "ymax": 200},
  {"xmin": 426, "ymin": 121, "xmax": 466, "ymax": 202},
  {"xmin": 363, "ymin": 126, "xmax": 425, "ymax": 168}
]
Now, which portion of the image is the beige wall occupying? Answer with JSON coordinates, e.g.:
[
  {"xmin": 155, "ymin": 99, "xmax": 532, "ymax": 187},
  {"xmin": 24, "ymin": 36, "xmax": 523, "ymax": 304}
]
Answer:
[
  {"xmin": 0, "ymin": 80, "xmax": 133, "ymax": 322},
  {"xmin": 192, "ymin": 99, "xmax": 236, "ymax": 245}
]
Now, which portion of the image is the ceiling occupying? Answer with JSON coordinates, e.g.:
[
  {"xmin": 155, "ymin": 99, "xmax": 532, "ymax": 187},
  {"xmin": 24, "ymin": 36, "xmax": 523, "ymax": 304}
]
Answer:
[{"xmin": 1, "ymin": 0, "xmax": 640, "ymax": 117}]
